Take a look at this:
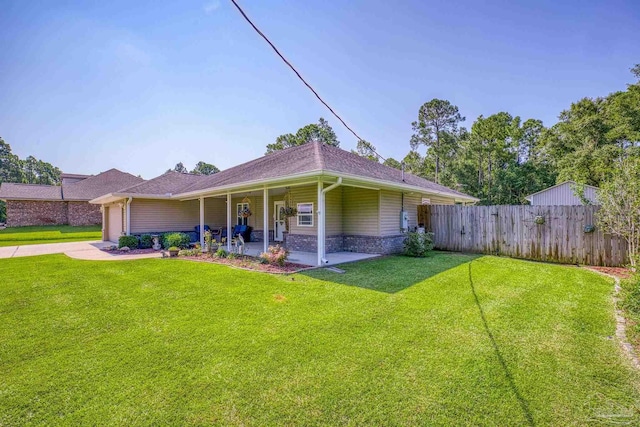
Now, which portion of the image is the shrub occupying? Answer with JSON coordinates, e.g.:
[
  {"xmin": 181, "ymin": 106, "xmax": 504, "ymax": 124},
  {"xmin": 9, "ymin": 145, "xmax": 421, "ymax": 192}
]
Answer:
[
  {"xmin": 163, "ymin": 232, "xmax": 191, "ymax": 249},
  {"xmin": 139, "ymin": 234, "xmax": 153, "ymax": 249},
  {"xmin": 259, "ymin": 245, "xmax": 289, "ymax": 266},
  {"xmin": 118, "ymin": 235, "xmax": 139, "ymax": 249},
  {"xmin": 227, "ymin": 252, "xmax": 237, "ymax": 260},
  {"xmin": 179, "ymin": 248, "xmax": 201, "ymax": 257},
  {"xmin": 403, "ymin": 232, "xmax": 434, "ymax": 257},
  {"xmin": 215, "ymin": 247, "xmax": 228, "ymax": 258}
]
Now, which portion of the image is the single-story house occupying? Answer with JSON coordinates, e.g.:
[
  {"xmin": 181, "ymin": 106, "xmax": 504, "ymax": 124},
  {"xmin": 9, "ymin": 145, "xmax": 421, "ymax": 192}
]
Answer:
[
  {"xmin": 91, "ymin": 142, "xmax": 478, "ymax": 265},
  {"xmin": 525, "ymin": 181, "xmax": 599, "ymax": 206},
  {"xmin": 0, "ymin": 169, "xmax": 143, "ymax": 226}
]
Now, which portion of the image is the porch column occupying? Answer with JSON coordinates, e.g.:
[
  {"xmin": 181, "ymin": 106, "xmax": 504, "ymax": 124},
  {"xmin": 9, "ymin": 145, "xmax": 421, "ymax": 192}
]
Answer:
[
  {"xmin": 199, "ymin": 197, "xmax": 205, "ymax": 248},
  {"xmin": 317, "ymin": 180, "xmax": 324, "ymax": 266},
  {"xmin": 101, "ymin": 205, "xmax": 106, "ymax": 241},
  {"xmin": 125, "ymin": 198, "xmax": 131, "ymax": 236},
  {"xmin": 226, "ymin": 193, "xmax": 232, "ymax": 251},
  {"xmin": 263, "ymin": 186, "xmax": 269, "ymax": 254}
]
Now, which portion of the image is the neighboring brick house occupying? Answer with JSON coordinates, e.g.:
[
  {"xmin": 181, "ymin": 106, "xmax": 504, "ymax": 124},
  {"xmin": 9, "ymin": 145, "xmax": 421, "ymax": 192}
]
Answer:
[{"xmin": 0, "ymin": 169, "xmax": 143, "ymax": 227}]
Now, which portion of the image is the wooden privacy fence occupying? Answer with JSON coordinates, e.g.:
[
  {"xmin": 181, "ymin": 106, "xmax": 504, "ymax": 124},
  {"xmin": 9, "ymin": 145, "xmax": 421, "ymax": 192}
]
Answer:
[{"xmin": 418, "ymin": 205, "xmax": 628, "ymax": 267}]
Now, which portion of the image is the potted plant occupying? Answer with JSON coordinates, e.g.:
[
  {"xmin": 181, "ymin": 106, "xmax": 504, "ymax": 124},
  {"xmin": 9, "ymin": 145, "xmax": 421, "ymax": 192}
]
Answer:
[{"xmin": 168, "ymin": 246, "xmax": 180, "ymax": 257}]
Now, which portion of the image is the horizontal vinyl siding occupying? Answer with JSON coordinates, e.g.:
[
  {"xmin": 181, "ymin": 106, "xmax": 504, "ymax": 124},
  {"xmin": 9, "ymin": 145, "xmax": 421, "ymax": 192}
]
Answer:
[
  {"xmin": 325, "ymin": 186, "xmax": 342, "ymax": 235},
  {"xmin": 426, "ymin": 195, "xmax": 456, "ymax": 205},
  {"xmin": 204, "ymin": 198, "xmax": 226, "ymax": 227},
  {"xmin": 288, "ymin": 184, "xmax": 317, "ymax": 236},
  {"xmin": 130, "ymin": 199, "xmax": 198, "ymax": 233},
  {"xmin": 342, "ymin": 187, "xmax": 379, "ymax": 236},
  {"xmin": 530, "ymin": 182, "xmax": 598, "ymax": 205},
  {"xmin": 379, "ymin": 190, "xmax": 402, "ymax": 236},
  {"xmin": 403, "ymin": 193, "xmax": 422, "ymax": 230}
]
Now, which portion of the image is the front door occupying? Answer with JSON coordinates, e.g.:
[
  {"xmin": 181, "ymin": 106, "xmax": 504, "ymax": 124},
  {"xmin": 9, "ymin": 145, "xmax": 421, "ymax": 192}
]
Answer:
[{"xmin": 274, "ymin": 201, "xmax": 285, "ymax": 241}]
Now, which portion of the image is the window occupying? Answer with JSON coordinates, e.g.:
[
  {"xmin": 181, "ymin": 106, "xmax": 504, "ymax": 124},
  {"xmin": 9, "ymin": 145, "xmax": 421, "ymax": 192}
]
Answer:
[
  {"xmin": 237, "ymin": 202, "xmax": 249, "ymax": 226},
  {"xmin": 296, "ymin": 202, "xmax": 314, "ymax": 227}
]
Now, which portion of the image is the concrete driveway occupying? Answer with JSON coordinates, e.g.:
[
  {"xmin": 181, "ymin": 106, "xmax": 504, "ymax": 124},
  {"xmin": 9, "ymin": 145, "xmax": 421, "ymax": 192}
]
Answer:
[{"xmin": 0, "ymin": 241, "xmax": 163, "ymax": 261}]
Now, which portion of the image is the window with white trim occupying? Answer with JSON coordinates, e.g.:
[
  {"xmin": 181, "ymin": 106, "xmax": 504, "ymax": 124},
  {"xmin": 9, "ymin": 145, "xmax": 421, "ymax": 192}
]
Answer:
[
  {"xmin": 296, "ymin": 202, "xmax": 314, "ymax": 227},
  {"xmin": 237, "ymin": 202, "xmax": 249, "ymax": 226}
]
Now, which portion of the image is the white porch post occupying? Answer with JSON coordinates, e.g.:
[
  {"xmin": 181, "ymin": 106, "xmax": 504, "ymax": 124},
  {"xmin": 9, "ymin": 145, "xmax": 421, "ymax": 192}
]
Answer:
[
  {"xmin": 101, "ymin": 205, "xmax": 106, "ymax": 241},
  {"xmin": 226, "ymin": 193, "xmax": 232, "ymax": 251},
  {"xmin": 263, "ymin": 186, "xmax": 269, "ymax": 254},
  {"xmin": 199, "ymin": 197, "xmax": 205, "ymax": 248},
  {"xmin": 125, "ymin": 197, "xmax": 132, "ymax": 236},
  {"xmin": 317, "ymin": 180, "xmax": 324, "ymax": 266}
]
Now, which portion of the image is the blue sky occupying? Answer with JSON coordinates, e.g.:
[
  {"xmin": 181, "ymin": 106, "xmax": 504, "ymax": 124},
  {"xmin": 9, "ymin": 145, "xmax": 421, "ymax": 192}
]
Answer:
[{"xmin": 1, "ymin": 0, "xmax": 639, "ymax": 178}]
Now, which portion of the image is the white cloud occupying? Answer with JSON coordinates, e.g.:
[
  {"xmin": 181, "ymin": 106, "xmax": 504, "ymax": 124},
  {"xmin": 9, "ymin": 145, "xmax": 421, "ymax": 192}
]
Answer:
[{"xmin": 203, "ymin": 1, "xmax": 220, "ymax": 14}]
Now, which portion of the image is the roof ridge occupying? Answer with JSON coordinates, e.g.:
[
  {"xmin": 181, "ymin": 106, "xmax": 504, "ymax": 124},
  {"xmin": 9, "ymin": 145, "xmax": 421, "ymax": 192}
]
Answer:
[
  {"xmin": 315, "ymin": 141, "xmax": 326, "ymax": 170},
  {"xmin": 1, "ymin": 182, "xmax": 60, "ymax": 187}
]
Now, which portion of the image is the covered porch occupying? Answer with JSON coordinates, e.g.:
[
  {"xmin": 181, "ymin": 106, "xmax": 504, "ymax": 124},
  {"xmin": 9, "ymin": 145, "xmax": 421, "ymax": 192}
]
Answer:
[{"xmin": 188, "ymin": 177, "xmax": 365, "ymax": 266}]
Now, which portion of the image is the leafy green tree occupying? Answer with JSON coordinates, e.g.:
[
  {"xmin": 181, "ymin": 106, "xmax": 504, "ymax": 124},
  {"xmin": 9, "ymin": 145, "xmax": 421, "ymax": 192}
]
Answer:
[
  {"xmin": 596, "ymin": 156, "xmax": 640, "ymax": 269},
  {"xmin": 410, "ymin": 99, "xmax": 464, "ymax": 183},
  {"xmin": 266, "ymin": 118, "xmax": 339, "ymax": 153},
  {"xmin": 383, "ymin": 157, "xmax": 403, "ymax": 170},
  {"xmin": 170, "ymin": 162, "xmax": 188, "ymax": 173},
  {"xmin": 190, "ymin": 161, "xmax": 220, "ymax": 175},
  {"xmin": 352, "ymin": 140, "xmax": 379, "ymax": 162},
  {"xmin": 402, "ymin": 151, "xmax": 426, "ymax": 177}
]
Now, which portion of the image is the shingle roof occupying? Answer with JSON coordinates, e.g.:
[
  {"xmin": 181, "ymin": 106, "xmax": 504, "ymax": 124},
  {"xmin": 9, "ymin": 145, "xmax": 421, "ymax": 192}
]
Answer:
[
  {"xmin": 117, "ymin": 171, "xmax": 207, "ymax": 195},
  {"xmin": 176, "ymin": 141, "xmax": 475, "ymax": 200},
  {"xmin": 63, "ymin": 168, "xmax": 144, "ymax": 200},
  {"xmin": 0, "ymin": 183, "xmax": 63, "ymax": 200},
  {"xmin": 0, "ymin": 168, "xmax": 144, "ymax": 201}
]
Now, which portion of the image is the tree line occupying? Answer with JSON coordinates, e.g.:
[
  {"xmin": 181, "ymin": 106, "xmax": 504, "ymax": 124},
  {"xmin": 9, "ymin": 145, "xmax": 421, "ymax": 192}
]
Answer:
[
  {"xmin": 0, "ymin": 138, "xmax": 62, "ymax": 222},
  {"xmin": 269, "ymin": 64, "xmax": 640, "ymax": 206}
]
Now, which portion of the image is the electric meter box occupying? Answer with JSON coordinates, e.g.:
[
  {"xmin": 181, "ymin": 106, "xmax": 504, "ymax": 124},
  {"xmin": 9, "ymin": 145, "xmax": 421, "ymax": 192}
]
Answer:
[{"xmin": 400, "ymin": 210, "xmax": 409, "ymax": 232}]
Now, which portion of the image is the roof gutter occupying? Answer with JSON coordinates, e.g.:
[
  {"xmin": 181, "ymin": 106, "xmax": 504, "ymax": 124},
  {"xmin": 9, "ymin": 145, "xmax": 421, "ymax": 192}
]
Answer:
[{"xmin": 322, "ymin": 177, "xmax": 342, "ymax": 194}]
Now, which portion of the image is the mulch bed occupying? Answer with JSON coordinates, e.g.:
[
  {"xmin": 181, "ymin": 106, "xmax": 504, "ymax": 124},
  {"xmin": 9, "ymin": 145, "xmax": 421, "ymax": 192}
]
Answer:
[
  {"xmin": 180, "ymin": 254, "xmax": 311, "ymax": 273},
  {"xmin": 101, "ymin": 248, "xmax": 161, "ymax": 256},
  {"xmin": 586, "ymin": 266, "xmax": 634, "ymax": 279}
]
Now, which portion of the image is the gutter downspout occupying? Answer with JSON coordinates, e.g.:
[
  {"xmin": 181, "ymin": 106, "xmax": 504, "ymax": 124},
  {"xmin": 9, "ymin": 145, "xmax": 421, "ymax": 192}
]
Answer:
[
  {"xmin": 318, "ymin": 177, "xmax": 343, "ymax": 265},
  {"xmin": 125, "ymin": 197, "xmax": 132, "ymax": 236}
]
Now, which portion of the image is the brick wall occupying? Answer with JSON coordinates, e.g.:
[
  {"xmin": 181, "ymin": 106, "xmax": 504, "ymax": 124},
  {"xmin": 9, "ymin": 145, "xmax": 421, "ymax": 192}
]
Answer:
[
  {"xmin": 6, "ymin": 200, "xmax": 69, "ymax": 227},
  {"xmin": 5, "ymin": 200, "xmax": 102, "ymax": 227},
  {"xmin": 68, "ymin": 202, "xmax": 101, "ymax": 226}
]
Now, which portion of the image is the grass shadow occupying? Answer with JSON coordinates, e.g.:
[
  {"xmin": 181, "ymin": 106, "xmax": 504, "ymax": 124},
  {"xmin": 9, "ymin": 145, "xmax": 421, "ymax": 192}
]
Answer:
[
  {"xmin": 468, "ymin": 260, "xmax": 535, "ymax": 426},
  {"xmin": 300, "ymin": 251, "xmax": 481, "ymax": 293}
]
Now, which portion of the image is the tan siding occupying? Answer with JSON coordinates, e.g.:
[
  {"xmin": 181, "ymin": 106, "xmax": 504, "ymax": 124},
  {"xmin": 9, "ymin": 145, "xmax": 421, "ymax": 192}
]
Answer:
[
  {"xmin": 130, "ymin": 199, "xmax": 198, "ymax": 233},
  {"xmin": 342, "ymin": 187, "xmax": 379, "ymax": 236},
  {"xmin": 325, "ymin": 186, "xmax": 342, "ymax": 235},
  {"xmin": 379, "ymin": 190, "xmax": 402, "ymax": 235},
  {"xmin": 288, "ymin": 184, "xmax": 318, "ymax": 236},
  {"xmin": 204, "ymin": 198, "xmax": 226, "ymax": 227},
  {"xmin": 403, "ymin": 193, "xmax": 422, "ymax": 230},
  {"xmin": 426, "ymin": 195, "xmax": 456, "ymax": 205}
]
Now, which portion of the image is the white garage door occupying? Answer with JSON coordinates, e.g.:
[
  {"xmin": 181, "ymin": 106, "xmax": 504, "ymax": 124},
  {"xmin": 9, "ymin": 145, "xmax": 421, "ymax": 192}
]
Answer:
[{"xmin": 108, "ymin": 206, "xmax": 123, "ymax": 242}]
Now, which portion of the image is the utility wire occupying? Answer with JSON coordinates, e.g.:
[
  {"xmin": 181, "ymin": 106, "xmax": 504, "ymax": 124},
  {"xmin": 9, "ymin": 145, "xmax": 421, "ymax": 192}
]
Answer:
[{"xmin": 229, "ymin": 0, "xmax": 386, "ymax": 162}]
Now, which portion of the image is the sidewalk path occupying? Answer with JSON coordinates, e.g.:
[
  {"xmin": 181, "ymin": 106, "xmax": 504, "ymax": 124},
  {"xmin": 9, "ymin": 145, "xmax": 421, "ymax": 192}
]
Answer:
[{"xmin": 0, "ymin": 241, "xmax": 163, "ymax": 261}]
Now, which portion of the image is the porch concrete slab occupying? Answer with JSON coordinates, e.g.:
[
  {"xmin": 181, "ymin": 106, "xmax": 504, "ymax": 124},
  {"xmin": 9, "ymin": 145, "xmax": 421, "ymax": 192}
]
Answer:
[{"xmin": 241, "ymin": 242, "xmax": 379, "ymax": 266}]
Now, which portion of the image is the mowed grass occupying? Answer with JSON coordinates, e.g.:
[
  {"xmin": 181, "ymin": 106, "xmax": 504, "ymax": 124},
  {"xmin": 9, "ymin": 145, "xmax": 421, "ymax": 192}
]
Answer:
[
  {"xmin": 0, "ymin": 225, "xmax": 101, "ymax": 246},
  {"xmin": 1, "ymin": 253, "xmax": 639, "ymax": 425}
]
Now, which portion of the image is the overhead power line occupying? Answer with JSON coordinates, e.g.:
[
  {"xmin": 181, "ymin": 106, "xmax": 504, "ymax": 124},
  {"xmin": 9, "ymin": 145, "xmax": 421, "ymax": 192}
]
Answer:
[{"xmin": 229, "ymin": 0, "xmax": 386, "ymax": 161}]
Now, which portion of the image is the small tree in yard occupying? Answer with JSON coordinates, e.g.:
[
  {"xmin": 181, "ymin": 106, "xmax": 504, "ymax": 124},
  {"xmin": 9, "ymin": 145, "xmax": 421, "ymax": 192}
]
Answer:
[{"xmin": 597, "ymin": 157, "xmax": 640, "ymax": 270}]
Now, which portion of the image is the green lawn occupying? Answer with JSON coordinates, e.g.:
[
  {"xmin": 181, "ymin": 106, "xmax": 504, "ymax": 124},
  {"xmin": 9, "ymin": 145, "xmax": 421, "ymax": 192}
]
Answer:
[
  {"xmin": 1, "ymin": 253, "xmax": 639, "ymax": 425},
  {"xmin": 0, "ymin": 225, "xmax": 101, "ymax": 246}
]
